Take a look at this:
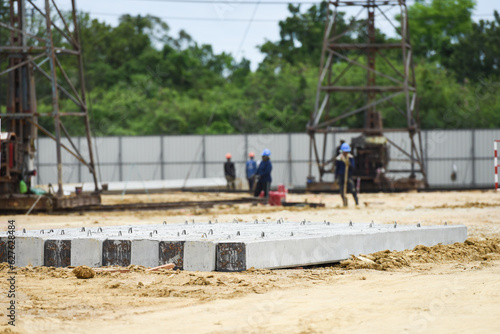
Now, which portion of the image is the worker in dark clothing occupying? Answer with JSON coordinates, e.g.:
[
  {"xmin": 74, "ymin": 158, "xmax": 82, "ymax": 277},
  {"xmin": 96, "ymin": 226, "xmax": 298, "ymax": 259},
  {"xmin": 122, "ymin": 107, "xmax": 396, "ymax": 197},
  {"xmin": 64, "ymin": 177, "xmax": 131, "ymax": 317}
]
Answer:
[
  {"xmin": 335, "ymin": 143, "xmax": 359, "ymax": 206},
  {"xmin": 253, "ymin": 149, "xmax": 272, "ymax": 197},
  {"xmin": 224, "ymin": 153, "xmax": 236, "ymax": 190},
  {"xmin": 335, "ymin": 139, "xmax": 345, "ymax": 157},
  {"xmin": 246, "ymin": 152, "xmax": 257, "ymax": 192}
]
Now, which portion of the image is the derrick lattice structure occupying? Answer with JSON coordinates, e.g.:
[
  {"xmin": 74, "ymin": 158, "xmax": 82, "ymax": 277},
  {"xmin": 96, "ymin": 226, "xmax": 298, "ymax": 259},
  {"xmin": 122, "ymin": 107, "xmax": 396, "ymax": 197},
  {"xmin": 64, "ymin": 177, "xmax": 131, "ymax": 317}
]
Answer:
[
  {"xmin": 0, "ymin": 0, "xmax": 99, "ymax": 200},
  {"xmin": 307, "ymin": 0, "xmax": 427, "ymax": 191}
]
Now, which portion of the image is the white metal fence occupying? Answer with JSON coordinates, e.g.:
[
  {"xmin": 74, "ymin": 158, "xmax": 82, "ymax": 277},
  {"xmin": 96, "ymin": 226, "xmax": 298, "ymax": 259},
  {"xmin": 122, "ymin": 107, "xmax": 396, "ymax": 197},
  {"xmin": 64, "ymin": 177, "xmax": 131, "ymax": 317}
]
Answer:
[{"xmin": 34, "ymin": 129, "xmax": 500, "ymax": 189}]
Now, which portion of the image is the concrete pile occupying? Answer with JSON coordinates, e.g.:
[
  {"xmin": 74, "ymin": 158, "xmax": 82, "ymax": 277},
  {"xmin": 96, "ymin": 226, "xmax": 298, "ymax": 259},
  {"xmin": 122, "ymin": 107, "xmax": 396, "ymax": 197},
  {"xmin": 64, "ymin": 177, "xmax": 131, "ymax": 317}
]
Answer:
[{"xmin": 0, "ymin": 220, "xmax": 467, "ymax": 272}]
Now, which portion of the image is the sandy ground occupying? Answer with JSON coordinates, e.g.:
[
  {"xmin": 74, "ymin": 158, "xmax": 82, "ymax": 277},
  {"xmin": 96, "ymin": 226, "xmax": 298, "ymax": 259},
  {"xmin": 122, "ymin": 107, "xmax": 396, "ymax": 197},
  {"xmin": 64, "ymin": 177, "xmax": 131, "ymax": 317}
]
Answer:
[{"xmin": 1, "ymin": 190, "xmax": 500, "ymax": 333}]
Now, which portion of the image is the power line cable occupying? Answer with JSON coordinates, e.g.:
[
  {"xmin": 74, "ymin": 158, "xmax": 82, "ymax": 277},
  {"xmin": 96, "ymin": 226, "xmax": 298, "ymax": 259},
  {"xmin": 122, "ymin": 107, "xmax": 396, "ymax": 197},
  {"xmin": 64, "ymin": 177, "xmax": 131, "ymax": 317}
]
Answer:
[
  {"xmin": 87, "ymin": 10, "xmax": 496, "ymax": 22},
  {"xmin": 235, "ymin": 0, "xmax": 261, "ymax": 58},
  {"xmin": 116, "ymin": 0, "xmax": 457, "ymax": 4},
  {"xmin": 120, "ymin": 0, "xmax": 328, "ymax": 4},
  {"xmin": 91, "ymin": 11, "xmax": 279, "ymax": 22}
]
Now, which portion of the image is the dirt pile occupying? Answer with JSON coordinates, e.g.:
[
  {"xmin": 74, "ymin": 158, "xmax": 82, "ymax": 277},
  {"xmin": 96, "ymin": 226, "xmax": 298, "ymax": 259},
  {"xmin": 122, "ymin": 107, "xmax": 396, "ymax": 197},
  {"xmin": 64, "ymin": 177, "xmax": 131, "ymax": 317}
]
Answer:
[
  {"xmin": 2, "ymin": 265, "xmax": 71, "ymax": 278},
  {"xmin": 73, "ymin": 266, "xmax": 95, "ymax": 279},
  {"xmin": 184, "ymin": 276, "xmax": 211, "ymax": 286},
  {"xmin": 126, "ymin": 264, "xmax": 148, "ymax": 272},
  {"xmin": 341, "ymin": 238, "xmax": 500, "ymax": 270},
  {"xmin": 0, "ymin": 263, "xmax": 10, "ymax": 272},
  {"xmin": 432, "ymin": 202, "xmax": 500, "ymax": 209}
]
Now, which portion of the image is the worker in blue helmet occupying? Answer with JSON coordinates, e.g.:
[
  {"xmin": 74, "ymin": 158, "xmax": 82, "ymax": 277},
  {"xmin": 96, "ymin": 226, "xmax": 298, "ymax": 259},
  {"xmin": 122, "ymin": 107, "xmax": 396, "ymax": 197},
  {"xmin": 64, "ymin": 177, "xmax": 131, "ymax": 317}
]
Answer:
[
  {"xmin": 335, "ymin": 142, "xmax": 359, "ymax": 206},
  {"xmin": 246, "ymin": 152, "xmax": 257, "ymax": 192},
  {"xmin": 253, "ymin": 149, "xmax": 272, "ymax": 197}
]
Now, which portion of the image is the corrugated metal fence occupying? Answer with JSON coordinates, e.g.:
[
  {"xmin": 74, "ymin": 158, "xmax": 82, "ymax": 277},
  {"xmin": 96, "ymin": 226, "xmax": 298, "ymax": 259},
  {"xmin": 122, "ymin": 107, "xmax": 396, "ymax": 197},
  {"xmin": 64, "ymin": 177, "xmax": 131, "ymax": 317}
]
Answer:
[{"xmin": 35, "ymin": 129, "xmax": 500, "ymax": 189}]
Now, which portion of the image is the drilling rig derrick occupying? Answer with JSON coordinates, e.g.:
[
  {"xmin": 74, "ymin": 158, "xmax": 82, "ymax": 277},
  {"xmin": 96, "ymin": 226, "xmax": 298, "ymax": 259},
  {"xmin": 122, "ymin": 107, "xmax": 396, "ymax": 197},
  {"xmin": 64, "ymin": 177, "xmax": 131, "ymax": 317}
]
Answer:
[
  {"xmin": 0, "ymin": 0, "xmax": 100, "ymax": 212},
  {"xmin": 307, "ymin": 0, "xmax": 427, "ymax": 192}
]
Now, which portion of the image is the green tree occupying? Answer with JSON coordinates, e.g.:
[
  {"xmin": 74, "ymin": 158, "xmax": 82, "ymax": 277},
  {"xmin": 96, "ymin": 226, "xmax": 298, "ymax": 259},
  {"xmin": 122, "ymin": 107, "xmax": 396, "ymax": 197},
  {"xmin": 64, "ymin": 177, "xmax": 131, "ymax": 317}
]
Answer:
[
  {"xmin": 443, "ymin": 11, "xmax": 500, "ymax": 82},
  {"xmin": 406, "ymin": 0, "xmax": 475, "ymax": 62},
  {"xmin": 259, "ymin": 2, "xmax": 332, "ymax": 66},
  {"xmin": 4, "ymin": 1, "xmax": 500, "ymax": 136}
]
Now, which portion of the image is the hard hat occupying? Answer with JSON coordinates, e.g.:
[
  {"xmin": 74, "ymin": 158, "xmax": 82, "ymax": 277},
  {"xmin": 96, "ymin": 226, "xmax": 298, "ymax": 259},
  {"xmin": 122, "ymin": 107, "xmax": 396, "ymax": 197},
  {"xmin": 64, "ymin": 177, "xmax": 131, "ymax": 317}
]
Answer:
[
  {"xmin": 248, "ymin": 152, "xmax": 255, "ymax": 158},
  {"xmin": 226, "ymin": 153, "xmax": 232, "ymax": 159},
  {"xmin": 262, "ymin": 149, "xmax": 271, "ymax": 157},
  {"xmin": 340, "ymin": 143, "xmax": 351, "ymax": 153}
]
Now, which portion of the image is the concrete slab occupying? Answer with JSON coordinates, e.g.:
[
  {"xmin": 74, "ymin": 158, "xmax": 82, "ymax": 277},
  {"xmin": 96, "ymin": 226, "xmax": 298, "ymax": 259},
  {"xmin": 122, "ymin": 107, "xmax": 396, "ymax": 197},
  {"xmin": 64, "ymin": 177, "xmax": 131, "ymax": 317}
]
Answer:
[
  {"xmin": 131, "ymin": 239, "xmax": 159, "ymax": 267},
  {"xmin": 216, "ymin": 243, "xmax": 246, "ymax": 272},
  {"xmin": 16, "ymin": 237, "xmax": 44, "ymax": 267},
  {"xmin": 102, "ymin": 240, "xmax": 131, "ymax": 267},
  {"xmin": 0, "ymin": 238, "xmax": 7, "ymax": 263},
  {"xmin": 44, "ymin": 240, "xmax": 71, "ymax": 267},
  {"xmin": 159, "ymin": 241, "xmax": 184, "ymax": 270},
  {"xmin": 43, "ymin": 177, "xmax": 226, "ymax": 194},
  {"xmin": 71, "ymin": 238, "xmax": 103, "ymax": 267},
  {"xmin": 1, "ymin": 221, "xmax": 468, "ymax": 271},
  {"xmin": 241, "ymin": 225, "xmax": 467, "ymax": 271},
  {"xmin": 184, "ymin": 241, "xmax": 216, "ymax": 271}
]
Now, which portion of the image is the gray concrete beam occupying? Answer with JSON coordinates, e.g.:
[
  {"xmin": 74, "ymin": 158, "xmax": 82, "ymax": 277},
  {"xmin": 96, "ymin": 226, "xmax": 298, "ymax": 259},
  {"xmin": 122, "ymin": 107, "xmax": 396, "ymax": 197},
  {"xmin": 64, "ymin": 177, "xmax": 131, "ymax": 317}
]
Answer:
[{"xmin": 1, "ymin": 221, "xmax": 467, "ymax": 271}]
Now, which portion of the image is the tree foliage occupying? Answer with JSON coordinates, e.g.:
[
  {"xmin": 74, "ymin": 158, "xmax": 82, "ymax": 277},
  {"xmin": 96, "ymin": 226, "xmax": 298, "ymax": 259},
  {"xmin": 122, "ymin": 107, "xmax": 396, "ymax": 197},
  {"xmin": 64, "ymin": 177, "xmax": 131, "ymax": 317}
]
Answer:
[
  {"xmin": 444, "ymin": 11, "xmax": 500, "ymax": 83},
  {"xmin": 2, "ymin": 0, "xmax": 500, "ymax": 135},
  {"xmin": 407, "ymin": 0, "xmax": 476, "ymax": 61}
]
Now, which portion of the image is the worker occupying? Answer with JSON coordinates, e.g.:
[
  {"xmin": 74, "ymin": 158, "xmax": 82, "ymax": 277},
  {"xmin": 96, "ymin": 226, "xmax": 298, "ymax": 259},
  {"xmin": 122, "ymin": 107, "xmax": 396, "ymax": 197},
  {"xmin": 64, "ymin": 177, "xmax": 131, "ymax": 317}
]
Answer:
[
  {"xmin": 224, "ymin": 153, "xmax": 236, "ymax": 190},
  {"xmin": 246, "ymin": 152, "xmax": 257, "ymax": 192},
  {"xmin": 335, "ymin": 143, "xmax": 359, "ymax": 206},
  {"xmin": 253, "ymin": 149, "xmax": 272, "ymax": 197},
  {"xmin": 335, "ymin": 139, "xmax": 345, "ymax": 157}
]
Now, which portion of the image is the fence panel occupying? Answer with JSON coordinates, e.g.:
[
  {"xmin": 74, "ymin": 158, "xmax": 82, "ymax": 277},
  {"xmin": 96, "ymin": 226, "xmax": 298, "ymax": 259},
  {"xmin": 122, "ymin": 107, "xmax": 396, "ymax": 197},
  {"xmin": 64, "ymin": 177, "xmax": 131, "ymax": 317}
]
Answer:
[
  {"xmin": 164, "ymin": 135, "xmax": 203, "ymax": 164},
  {"xmin": 205, "ymin": 135, "xmax": 246, "ymax": 162},
  {"xmin": 248, "ymin": 133, "xmax": 288, "ymax": 162},
  {"xmin": 426, "ymin": 159, "xmax": 473, "ymax": 188},
  {"xmin": 33, "ymin": 129, "xmax": 500, "ymax": 190},
  {"xmin": 122, "ymin": 136, "xmax": 161, "ymax": 164},
  {"xmin": 474, "ymin": 129, "xmax": 500, "ymax": 157},
  {"xmin": 290, "ymin": 133, "xmax": 309, "ymax": 161},
  {"xmin": 426, "ymin": 129, "xmax": 472, "ymax": 159}
]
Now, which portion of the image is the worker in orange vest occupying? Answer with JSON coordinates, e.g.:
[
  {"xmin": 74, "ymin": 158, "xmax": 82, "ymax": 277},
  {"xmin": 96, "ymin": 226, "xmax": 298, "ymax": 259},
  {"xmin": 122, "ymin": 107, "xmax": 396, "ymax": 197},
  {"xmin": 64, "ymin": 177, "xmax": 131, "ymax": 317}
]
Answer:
[{"xmin": 224, "ymin": 153, "xmax": 236, "ymax": 190}]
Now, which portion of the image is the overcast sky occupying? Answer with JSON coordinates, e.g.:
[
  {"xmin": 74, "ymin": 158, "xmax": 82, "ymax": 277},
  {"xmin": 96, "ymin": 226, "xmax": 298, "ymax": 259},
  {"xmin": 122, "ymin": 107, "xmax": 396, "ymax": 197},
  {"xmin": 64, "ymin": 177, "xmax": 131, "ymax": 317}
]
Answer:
[{"xmin": 57, "ymin": 0, "xmax": 500, "ymax": 68}]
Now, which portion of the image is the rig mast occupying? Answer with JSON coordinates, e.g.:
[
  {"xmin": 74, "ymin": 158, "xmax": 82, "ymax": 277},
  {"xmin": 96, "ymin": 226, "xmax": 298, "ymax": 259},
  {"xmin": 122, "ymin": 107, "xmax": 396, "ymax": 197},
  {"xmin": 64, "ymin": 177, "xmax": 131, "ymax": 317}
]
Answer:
[
  {"xmin": 0, "ymin": 0, "xmax": 100, "ymax": 211},
  {"xmin": 307, "ymin": 0, "xmax": 427, "ymax": 192}
]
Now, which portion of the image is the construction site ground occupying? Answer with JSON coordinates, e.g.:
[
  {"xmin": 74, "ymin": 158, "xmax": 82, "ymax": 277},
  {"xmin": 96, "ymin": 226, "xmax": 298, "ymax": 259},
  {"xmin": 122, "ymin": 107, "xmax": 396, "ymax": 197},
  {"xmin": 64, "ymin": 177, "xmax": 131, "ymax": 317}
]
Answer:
[{"xmin": 1, "ymin": 190, "xmax": 500, "ymax": 334}]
